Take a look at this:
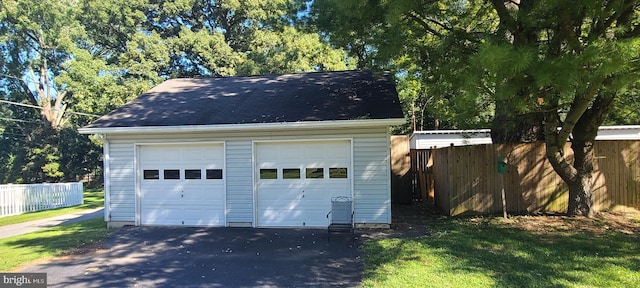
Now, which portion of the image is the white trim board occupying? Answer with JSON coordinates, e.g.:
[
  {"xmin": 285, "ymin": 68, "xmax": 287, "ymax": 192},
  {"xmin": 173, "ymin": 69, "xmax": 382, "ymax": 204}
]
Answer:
[{"xmin": 79, "ymin": 118, "xmax": 405, "ymax": 135}]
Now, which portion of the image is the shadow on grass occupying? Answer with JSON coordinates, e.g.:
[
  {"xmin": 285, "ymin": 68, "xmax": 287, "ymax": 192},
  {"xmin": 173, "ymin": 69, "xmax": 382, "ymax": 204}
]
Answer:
[
  {"xmin": 0, "ymin": 218, "xmax": 112, "ymax": 271},
  {"xmin": 5, "ymin": 218, "xmax": 110, "ymax": 254},
  {"xmin": 364, "ymin": 217, "xmax": 640, "ymax": 287}
]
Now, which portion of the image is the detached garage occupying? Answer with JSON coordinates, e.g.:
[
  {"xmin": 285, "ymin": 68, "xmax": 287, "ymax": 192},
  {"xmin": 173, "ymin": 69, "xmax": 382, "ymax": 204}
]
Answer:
[{"xmin": 79, "ymin": 70, "xmax": 404, "ymax": 228}]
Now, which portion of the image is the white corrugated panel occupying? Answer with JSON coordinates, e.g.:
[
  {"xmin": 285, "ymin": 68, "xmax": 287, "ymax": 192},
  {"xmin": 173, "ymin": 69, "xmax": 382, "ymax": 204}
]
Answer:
[
  {"xmin": 595, "ymin": 126, "xmax": 640, "ymax": 140},
  {"xmin": 410, "ymin": 130, "xmax": 492, "ymax": 149}
]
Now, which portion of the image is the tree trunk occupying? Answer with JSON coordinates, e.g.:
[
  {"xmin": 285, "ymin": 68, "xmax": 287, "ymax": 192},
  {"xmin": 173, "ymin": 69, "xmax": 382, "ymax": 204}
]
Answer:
[
  {"xmin": 566, "ymin": 172, "xmax": 594, "ymax": 217},
  {"xmin": 567, "ymin": 138, "xmax": 596, "ymax": 216},
  {"xmin": 565, "ymin": 93, "xmax": 614, "ymax": 216},
  {"xmin": 544, "ymin": 104, "xmax": 603, "ymax": 217},
  {"xmin": 566, "ymin": 123, "xmax": 597, "ymax": 215}
]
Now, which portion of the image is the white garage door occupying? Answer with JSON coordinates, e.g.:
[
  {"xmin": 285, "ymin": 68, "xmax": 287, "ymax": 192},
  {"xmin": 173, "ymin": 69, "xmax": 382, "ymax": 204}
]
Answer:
[
  {"xmin": 139, "ymin": 144, "xmax": 225, "ymax": 226},
  {"xmin": 256, "ymin": 141, "xmax": 351, "ymax": 227}
]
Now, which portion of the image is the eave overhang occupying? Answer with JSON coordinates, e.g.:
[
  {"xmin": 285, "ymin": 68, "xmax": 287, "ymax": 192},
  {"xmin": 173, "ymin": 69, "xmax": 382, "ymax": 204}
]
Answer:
[{"xmin": 78, "ymin": 118, "xmax": 406, "ymax": 135}]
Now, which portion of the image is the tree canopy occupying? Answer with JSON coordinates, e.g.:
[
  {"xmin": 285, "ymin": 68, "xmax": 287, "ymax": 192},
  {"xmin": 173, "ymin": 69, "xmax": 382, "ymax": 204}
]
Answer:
[
  {"xmin": 312, "ymin": 0, "xmax": 640, "ymax": 215},
  {"xmin": 0, "ymin": 0, "xmax": 353, "ymax": 184}
]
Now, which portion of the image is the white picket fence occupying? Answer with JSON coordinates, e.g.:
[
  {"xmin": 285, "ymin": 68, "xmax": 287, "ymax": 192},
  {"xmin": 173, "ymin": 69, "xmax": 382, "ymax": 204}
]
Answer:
[{"xmin": 0, "ymin": 182, "xmax": 84, "ymax": 218}]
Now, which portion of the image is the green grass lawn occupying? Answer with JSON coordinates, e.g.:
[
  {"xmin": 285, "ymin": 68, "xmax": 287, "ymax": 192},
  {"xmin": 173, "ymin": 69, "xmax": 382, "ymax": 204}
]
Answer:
[
  {"xmin": 363, "ymin": 214, "xmax": 640, "ymax": 288},
  {"xmin": 0, "ymin": 190, "xmax": 104, "ymax": 227},
  {"xmin": 0, "ymin": 217, "xmax": 113, "ymax": 271}
]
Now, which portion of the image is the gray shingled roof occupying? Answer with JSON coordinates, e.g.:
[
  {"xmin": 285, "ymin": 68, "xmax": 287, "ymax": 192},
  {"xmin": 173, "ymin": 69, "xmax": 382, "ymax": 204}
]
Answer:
[{"xmin": 84, "ymin": 70, "xmax": 403, "ymax": 128}]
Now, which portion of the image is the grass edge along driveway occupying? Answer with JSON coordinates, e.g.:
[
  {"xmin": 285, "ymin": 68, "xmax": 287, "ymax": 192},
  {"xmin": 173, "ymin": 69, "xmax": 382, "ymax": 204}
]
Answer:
[
  {"xmin": 363, "ymin": 213, "xmax": 640, "ymax": 288},
  {"xmin": 0, "ymin": 217, "xmax": 113, "ymax": 271}
]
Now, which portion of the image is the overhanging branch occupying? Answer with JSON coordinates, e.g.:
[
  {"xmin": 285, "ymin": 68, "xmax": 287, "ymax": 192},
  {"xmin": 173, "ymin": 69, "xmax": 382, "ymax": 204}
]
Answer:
[
  {"xmin": 404, "ymin": 11, "xmax": 444, "ymax": 37},
  {"xmin": 488, "ymin": 0, "xmax": 518, "ymax": 32},
  {"xmin": 557, "ymin": 77, "xmax": 605, "ymax": 147}
]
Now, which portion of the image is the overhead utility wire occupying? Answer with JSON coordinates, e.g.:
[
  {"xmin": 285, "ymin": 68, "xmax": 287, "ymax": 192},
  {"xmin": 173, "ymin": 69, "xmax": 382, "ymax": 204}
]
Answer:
[
  {"xmin": 0, "ymin": 117, "xmax": 41, "ymax": 123},
  {"xmin": 0, "ymin": 99, "xmax": 101, "ymax": 117}
]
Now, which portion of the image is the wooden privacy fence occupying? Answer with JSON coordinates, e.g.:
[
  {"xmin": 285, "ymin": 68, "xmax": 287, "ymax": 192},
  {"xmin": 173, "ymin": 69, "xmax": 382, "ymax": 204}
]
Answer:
[
  {"xmin": 391, "ymin": 135, "xmax": 413, "ymax": 203},
  {"xmin": 390, "ymin": 135, "xmax": 436, "ymax": 203},
  {"xmin": 0, "ymin": 182, "xmax": 84, "ymax": 217},
  {"xmin": 432, "ymin": 141, "xmax": 640, "ymax": 216},
  {"xmin": 391, "ymin": 135, "xmax": 435, "ymax": 203},
  {"xmin": 411, "ymin": 149, "xmax": 434, "ymax": 203}
]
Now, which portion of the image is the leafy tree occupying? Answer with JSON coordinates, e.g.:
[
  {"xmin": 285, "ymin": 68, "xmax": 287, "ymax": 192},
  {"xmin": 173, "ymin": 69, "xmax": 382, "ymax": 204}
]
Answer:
[
  {"xmin": 313, "ymin": 0, "xmax": 640, "ymax": 216},
  {"xmin": 75, "ymin": 0, "xmax": 351, "ymax": 79},
  {"xmin": 0, "ymin": 0, "xmax": 82, "ymax": 128},
  {"xmin": 1, "ymin": 0, "xmax": 353, "ymax": 184},
  {"xmin": 0, "ymin": 122, "xmax": 100, "ymax": 183},
  {"xmin": 242, "ymin": 26, "xmax": 354, "ymax": 75},
  {"xmin": 310, "ymin": 0, "xmax": 494, "ymax": 131},
  {"xmin": 0, "ymin": 0, "xmax": 105, "ymax": 183},
  {"xmin": 481, "ymin": 0, "xmax": 639, "ymax": 216},
  {"xmin": 606, "ymin": 81, "xmax": 640, "ymax": 125}
]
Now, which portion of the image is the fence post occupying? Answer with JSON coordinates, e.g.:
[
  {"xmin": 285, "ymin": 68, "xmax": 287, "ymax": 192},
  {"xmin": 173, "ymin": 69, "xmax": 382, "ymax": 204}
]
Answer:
[{"xmin": 79, "ymin": 182, "xmax": 84, "ymax": 205}]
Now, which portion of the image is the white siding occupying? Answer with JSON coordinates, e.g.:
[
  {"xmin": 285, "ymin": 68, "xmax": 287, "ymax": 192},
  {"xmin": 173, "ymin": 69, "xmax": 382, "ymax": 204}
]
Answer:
[
  {"xmin": 353, "ymin": 136, "xmax": 391, "ymax": 224},
  {"xmin": 103, "ymin": 127, "xmax": 392, "ymax": 226},
  {"xmin": 106, "ymin": 142, "xmax": 135, "ymax": 222},
  {"xmin": 226, "ymin": 141, "xmax": 253, "ymax": 223}
]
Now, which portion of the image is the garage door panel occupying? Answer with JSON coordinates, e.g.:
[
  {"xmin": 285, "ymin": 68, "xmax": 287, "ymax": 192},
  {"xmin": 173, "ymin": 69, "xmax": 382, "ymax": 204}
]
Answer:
[
  {"xmin": 142, "ymin": 208, "xmax": 224, "ymax": 226},
  {"xmin": 141, "ymin": 188, "xmax": 181, "ymax": 203},
  {"xmin": 261, "ymin": 205, "xmax": 332, "ymax": 227},
  {"xmin": 303, "ymin": 209, "xmax": 331, "ymax": 227},
  {"xmin": 298, "ymin": 190, "xmax": 333, "ymax": 202},
  {"xmin": 259, "ymin": 192, "xmax": 302, "ymax": 205},
  {"xmin": 142, "ymin": 203, "xmax": 225, "ymax": 226},
  {"xmin": 141, "ymin": 208, "xmax": 184, "ymax": 226},
  {"xmin": 141, "ymin": 146, "xmax": 180, "ymax": 161},
  {"xmin": 303, "ymin": 148, "xmax": 326, "ymax": 160},
  {"xmin": 141, "ymin": 181, "xmax": 182, "ymax": 191},
  {"xmin": 182, "ymin": 182, "xmax": 224, "ymax": 193},
  {"xmin": 259, "ymin": 208, "xmax": 305, "ymax": 227},
  {"xmin": 256, "ymin": 141, "xmax": 351, "ymax": 228},
  {"xmin": 182, "ymin": 197, "xmax": 225, "ymax": 207},
  {"xmin": 324, "ymin": 142, "xmax": 350, "ymax": 155},
  {"xmin": 139, "ymin": 144, "xmax": 225, "ymax": 226},
  {"xmin": 183, "ymin": 216, "xmax": 224, "ymax": 226},
  {"xmin": 184, "ymin": 146, "xmax": 223, "ymax": 161},
  {"xmin": 257, "ymin": 144, "xmax": 297, "ymax": 161},
  {"xmin": 257, "ymin": 182, "xmax": 306, "ymax": 191},
  {"xmin": 141, "ymin": 197, "xmax": 180, "ymax": 206}
]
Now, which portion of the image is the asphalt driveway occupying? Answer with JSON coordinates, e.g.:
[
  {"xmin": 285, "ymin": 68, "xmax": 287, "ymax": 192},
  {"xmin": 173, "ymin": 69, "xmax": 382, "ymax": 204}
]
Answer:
[{"xmin": 21, "ymin": 226, "xmax": 363, "ymax": 287}]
